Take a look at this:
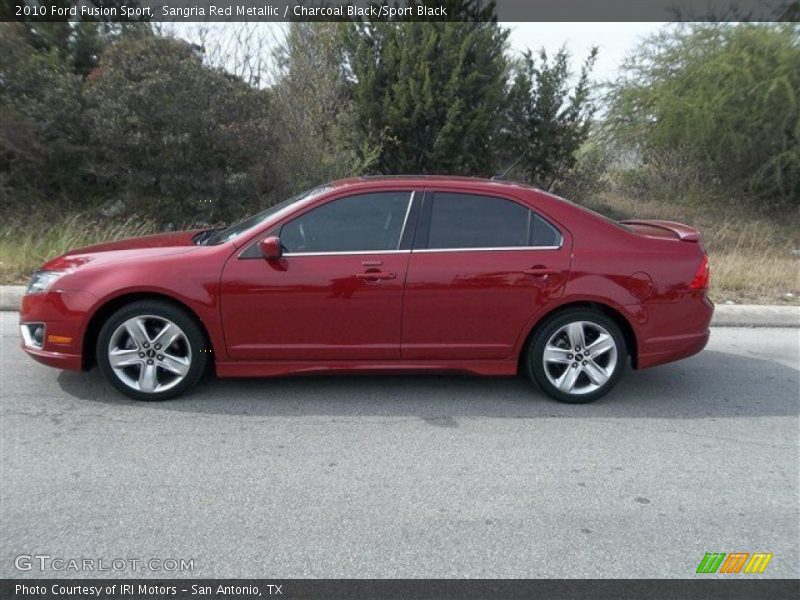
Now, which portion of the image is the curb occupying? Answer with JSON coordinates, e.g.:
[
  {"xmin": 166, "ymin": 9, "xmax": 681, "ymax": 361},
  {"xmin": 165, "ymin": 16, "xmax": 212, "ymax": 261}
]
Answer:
[
  {"xmin": 1, "ymin": 285, "xmax": 798, "ymax": 327},
  {"xmin": 1, "ymin": 286, "xmax": 26, "ymax": 312},
  {"xmin": 711, "ymin": 304, "xmax": 799, "ymax": 328}
]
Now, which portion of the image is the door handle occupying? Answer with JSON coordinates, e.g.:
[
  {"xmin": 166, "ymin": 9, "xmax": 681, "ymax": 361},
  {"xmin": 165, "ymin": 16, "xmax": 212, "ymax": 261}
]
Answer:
[
  {"xmin": 354, "ymin": 271, "xmax": 396, "ymax": 280},
  {"xmin": 523, "ymin": 266, "xmax": 559, "ymax": 276}
]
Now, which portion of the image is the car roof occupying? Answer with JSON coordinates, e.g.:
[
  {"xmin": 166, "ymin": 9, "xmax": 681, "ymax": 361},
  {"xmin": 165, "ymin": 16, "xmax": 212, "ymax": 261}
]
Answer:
[{"xmin": 329, "ymin": 175, "xmax": 541, "ymax": 194}]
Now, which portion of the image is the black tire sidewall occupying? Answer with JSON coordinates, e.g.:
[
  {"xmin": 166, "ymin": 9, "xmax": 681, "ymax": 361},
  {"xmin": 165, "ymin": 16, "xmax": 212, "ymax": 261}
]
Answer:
[
  {"xmin": 96, "ymin": 300, "xmax": 209, "ymax": 401},
  {"xmin": 527, "ymin": 309, "xmax": 627, "ymax": 404}
]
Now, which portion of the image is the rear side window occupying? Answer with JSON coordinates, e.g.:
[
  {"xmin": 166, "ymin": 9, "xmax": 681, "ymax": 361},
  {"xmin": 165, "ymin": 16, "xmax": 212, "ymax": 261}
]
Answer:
[
  {"xmin": 424, "ymin": 192, "xmax": 561, "ymax": 249},
  {"xmin": 281, "ymin": 192, "xmax": 411, "ymax": 253},
  {"xmin": 530, "ymin": 212, "xmax": 562, "ymax": 247}
]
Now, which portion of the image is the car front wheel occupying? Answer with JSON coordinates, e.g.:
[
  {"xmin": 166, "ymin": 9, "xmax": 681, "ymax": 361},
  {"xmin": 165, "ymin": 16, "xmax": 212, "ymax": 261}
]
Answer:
[
  {"xmin": 96, "ymin": 300, "xmax": 208, "ymax": 401},
  {"xmin": 526, "ymin": 309, "xmax": 627, "ymax": 404}
]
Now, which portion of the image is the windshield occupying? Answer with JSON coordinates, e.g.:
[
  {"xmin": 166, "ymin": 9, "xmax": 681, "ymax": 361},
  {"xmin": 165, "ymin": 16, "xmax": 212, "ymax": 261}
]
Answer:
[{"xmin": 203, "ymin": 185, "xmax": 332, "ymax": 245}]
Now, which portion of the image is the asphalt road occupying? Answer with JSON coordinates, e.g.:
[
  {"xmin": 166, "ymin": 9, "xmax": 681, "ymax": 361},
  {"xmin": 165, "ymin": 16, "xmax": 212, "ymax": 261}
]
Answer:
[{"xmin": 1, "ymin": 311, "xmax": 798, "ymax": 579}]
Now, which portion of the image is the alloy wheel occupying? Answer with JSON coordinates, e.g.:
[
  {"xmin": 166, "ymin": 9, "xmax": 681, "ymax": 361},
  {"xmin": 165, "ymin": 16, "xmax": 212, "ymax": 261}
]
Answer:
[
  {"xmin": 542, "ymin": 320, "xmax": 618, "ymax": 395},
  {"xmin": 107, "ymin": 315, "xmax": 192, "ymax": 394}
]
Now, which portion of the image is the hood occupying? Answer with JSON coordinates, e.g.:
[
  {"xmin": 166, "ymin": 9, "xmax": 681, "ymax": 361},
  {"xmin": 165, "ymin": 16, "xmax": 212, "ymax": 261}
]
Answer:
[
  {"xmin": 64, "ymin": 230, "xmax": 201, "ymax": 255},
  {"xmin": 40, "ymin": 230, "xmax": 202, "ymax": 272}
]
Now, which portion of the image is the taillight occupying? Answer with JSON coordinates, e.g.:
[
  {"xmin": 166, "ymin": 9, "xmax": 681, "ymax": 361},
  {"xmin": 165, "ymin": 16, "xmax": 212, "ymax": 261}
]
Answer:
[{"xmin": 690, "ymin": 255, "xmax": 710, "ymax": 290}]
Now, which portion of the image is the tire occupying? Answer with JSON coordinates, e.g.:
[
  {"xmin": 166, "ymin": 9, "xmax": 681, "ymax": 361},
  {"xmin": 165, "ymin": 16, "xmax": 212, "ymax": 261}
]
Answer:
[
  {"xmin": 96, "ymin": 300, "xmax": 209, "ymax": 401},
  {"xmin": 525, "ymin": 308, "xmax": 627, "ymax": 404}
]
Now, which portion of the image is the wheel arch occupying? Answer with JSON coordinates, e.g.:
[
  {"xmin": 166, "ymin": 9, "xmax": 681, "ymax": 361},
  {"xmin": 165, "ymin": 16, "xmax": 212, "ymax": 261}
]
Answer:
[
  {"xmin": 518, "ymin": 301, "xmax": 640, "ymax": 372},
  {"xmin": 82, "ymin": 291, "xmax": 213, "ymax": 370}
]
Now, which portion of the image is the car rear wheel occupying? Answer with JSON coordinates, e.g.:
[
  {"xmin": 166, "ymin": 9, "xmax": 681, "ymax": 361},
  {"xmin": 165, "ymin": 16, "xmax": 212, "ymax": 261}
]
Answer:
[
  {"xmin": 96, "ymin": 300, "xmax": 208, "ymax": 401},
  {"xmin": 526, "ymin": 309, "xmax": 626, "ymax": 404}
]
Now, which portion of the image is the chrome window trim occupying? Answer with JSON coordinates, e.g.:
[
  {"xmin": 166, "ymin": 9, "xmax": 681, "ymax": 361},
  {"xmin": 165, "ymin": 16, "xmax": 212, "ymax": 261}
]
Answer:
[
  {"xmin": 281, "ymin": 246, "xmax": 559, "ymax": 257},
  {"xmin": 412, "ymin": 245, "xmax": 561, "ymax": 253},
  {"xmin": 283, "ymin": 250, "xmax": 412, "ymax": 257}
]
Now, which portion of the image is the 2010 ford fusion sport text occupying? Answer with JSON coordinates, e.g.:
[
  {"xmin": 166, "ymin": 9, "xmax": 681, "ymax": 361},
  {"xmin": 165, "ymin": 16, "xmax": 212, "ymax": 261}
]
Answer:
[{"xmin": 19, "ymin": 176, "xmax": 713, "ymax": 403}]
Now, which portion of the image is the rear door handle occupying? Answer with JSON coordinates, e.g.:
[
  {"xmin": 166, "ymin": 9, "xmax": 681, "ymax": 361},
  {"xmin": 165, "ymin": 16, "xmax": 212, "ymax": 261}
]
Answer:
[
  {"xmin": 523, "ymin": 266, "xmax": 559, "ymax": 276},
  {"xmin": 354, "ymin": 272, "xmax": 396, "ymax": 280}
]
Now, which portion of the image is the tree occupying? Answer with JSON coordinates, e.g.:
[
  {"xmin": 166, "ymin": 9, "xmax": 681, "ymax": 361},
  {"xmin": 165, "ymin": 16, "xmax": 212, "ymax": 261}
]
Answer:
[
  {"xmin": 607, "ymin": 23, "xmax": 799, "ymax": 210},
  {"xmin": 8, "ymin": 2, "xmax": 147, "ymax": 76},
  {"xmin": 0, "ymin": 16, "xmax": 148, "ymax": 215},
  {"xmin": 84, "ymin": 33, "xmax": 275, "ymax": 222},
  {"xmin": 0, "ymin": 22, "xmax": 88, "ymax": 212},
  {"xmin": 343, "ymin": 21, "xmax": 509, "ymax": 175},
  {"xmin": 502, "ymin": 46, "xmax": 597, "ymax": 190},
  {"xmin": 270, "ymin": 23, "xmax": 377, "ymax": 194}
]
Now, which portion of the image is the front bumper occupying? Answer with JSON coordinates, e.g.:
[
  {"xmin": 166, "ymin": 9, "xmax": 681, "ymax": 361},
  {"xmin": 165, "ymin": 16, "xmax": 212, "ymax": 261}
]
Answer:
[
  {"xmin": 19, "ymin": 290, "xmax": 95, "ymax": 372},
  {"xmin": 20, "ymin": 342, "xmax": 83, "ymax": 370}
]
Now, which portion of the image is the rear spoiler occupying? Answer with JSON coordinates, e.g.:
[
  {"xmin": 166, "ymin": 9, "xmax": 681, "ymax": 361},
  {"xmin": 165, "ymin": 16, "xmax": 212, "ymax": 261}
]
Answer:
[{"xmin": 620, "ymin": 219, "xmax": 701, "ymax": 242}]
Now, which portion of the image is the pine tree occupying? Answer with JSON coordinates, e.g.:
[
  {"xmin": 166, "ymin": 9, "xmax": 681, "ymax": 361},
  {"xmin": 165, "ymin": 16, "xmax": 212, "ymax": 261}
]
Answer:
[
  {"xmin": 343, "ymin": 20, "xmax": 508, "ymax": 175},
  {"xmin": 503, "ymin": 47, "xmax": 597, "ymax": 190}
]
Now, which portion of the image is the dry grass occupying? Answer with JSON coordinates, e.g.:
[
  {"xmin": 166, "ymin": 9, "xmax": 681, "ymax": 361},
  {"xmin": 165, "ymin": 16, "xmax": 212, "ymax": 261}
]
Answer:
[
  {"xmin": 0, "ymin": 215, "xmax": 158, "ymax": 284},
  {"xmin": 586, "ymin": 191, "xmax": 800, "ymax": 305}
]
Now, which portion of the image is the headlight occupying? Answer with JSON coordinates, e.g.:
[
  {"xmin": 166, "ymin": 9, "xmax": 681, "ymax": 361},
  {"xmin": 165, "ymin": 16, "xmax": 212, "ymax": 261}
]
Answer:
[{"xmin": 26, "ymin": 270, "xmax": 64, "ymax": 294}]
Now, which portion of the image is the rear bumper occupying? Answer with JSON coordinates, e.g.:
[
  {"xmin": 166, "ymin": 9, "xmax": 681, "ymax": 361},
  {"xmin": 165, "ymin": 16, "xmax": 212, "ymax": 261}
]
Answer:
[
  {"xmin": 636, "ymin": 294, "xmax": 714, "ymax": 369},
  {"xmin": 19, "ymin": 290, "xmax": 94, "ymax": 372},
  {"xmin": 636, "ymin": 329, "xmax": 710, "ymax": 369}
]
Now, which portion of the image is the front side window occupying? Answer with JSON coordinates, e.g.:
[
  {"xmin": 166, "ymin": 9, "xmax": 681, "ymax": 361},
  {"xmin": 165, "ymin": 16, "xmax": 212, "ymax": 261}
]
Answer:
[
  {"xmin": 205, "ymin": 185, "xmax": 332, "ymax": 245},
  {"xmin": 281, "ymin": 192, "xmax": 412, "ymax": 253}
]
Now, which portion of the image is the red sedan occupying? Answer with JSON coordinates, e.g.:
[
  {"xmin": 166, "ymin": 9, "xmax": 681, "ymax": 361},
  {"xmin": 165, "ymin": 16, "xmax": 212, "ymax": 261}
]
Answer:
[{"xmin": 19, "ymin": 176, "xmax": 713, "ymax": 403}]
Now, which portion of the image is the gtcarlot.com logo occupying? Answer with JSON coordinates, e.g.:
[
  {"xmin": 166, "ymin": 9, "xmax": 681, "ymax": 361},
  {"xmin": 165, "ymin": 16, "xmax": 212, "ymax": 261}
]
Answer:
[
  {"xmin": 696, "ymin": 552, "xmax": 773, "ymax": 574},
  {"xmin": 14, "ymin": 554, "xmax": 194, "ymax": 572}
]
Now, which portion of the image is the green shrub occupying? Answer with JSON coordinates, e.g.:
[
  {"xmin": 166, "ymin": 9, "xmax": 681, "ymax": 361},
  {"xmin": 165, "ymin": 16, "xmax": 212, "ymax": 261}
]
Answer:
[
  {"xmin": 84, "ymin": 33, "xmax": 275, "ymax": 222},
  {"xmin": 607, "ymin": 23, "xmax": 799, "ymax": 211}
]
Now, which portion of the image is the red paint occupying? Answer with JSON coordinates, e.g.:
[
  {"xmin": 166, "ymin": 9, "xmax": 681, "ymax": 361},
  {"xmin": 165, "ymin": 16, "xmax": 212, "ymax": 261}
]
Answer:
[
  {"xmin": 19, "ymin": 176, "xmax": 713, "ymax": 378},
  {"xmin": 222, "ymin": 252, "xmax": 409, "ymax": 360},
  {"xmin": 401, "ymin": 247, "xmax": 570, "ymax": 360},
  {"xmin": 258, "ymin": 236, "xmax": 282, "ymax": 260}
]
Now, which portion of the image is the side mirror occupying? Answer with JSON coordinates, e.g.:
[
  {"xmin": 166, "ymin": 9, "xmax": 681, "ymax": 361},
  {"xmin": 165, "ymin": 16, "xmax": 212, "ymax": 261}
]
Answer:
[{"xmin": 259, "ymin": 236, "xmax": 282, "ymax": 260}]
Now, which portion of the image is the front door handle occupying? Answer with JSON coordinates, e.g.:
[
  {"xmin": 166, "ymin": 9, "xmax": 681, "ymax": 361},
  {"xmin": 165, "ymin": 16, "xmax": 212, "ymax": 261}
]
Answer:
[
  {"xmin": 523, "ymin": 266, "xmax": 559, "ymax": 276},
  {"xmin": 355, "ymin": 271, "xmax": 396, "ymax": 280}
]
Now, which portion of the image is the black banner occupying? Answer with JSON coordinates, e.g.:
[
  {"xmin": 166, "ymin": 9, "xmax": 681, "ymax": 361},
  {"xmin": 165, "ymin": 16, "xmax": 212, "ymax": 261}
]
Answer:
[
  {"xmin": 4, "ymin": 0, "xmax": 798, "ymax": 22},
  {"xmin": 2, "ymin": 579, "xmax": 800, "ymax": 600}
]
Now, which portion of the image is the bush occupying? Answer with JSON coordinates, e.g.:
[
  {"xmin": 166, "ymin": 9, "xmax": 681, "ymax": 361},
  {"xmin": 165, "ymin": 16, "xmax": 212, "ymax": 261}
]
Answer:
[
  {"xmin": 84, "ymin": 32, "xmax": 275, "ymax": 222},
  {"xmin": 607, "ymin": 23, "xmax": 799, "ymax": 211},
  {"xmin": 0, "ymin": 23, "xmax": 88, "ymax": 213},
  {"xmin": 552, "ymin": 138, "xmax": 611, "ymax": 201}
]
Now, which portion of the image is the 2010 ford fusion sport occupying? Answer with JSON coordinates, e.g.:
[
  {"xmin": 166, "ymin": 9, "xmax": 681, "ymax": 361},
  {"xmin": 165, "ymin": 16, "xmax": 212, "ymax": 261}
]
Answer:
[{"xmin": 19, "ymin": 177, "xmax": 713, "ymax": 403}]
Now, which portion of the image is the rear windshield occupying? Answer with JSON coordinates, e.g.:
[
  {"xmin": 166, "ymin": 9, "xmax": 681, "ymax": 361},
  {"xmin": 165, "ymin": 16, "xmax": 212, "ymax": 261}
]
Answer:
[{"xmin": 549, "ymin": 194, "xmax": 634, "ymax": 233}]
